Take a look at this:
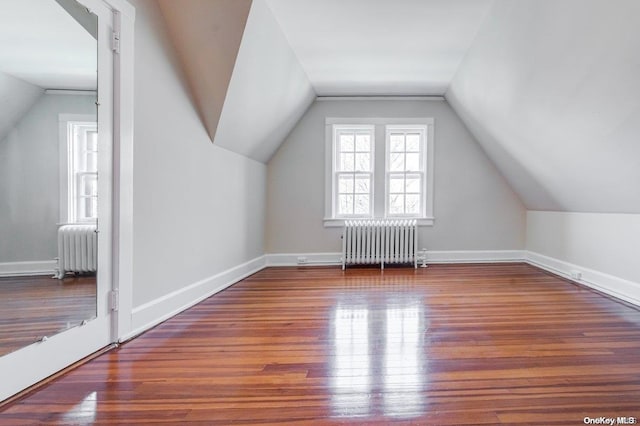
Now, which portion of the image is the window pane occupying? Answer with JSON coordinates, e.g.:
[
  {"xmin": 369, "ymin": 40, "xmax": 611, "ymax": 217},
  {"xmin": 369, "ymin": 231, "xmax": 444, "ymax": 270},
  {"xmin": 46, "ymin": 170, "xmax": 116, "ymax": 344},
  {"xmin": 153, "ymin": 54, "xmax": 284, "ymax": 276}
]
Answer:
[
  {"xmin": 406, "ymin": 194, "xmax": 420, "ymax": 215},
  {"xmin": 354, "ymin": 176, "xmax": 370, "ymax": 194},
  {"xmin": 355, "ymin": 153, "xmax": 370, "ymax": 172},
  {"xmin": 390, "ymin": 134, "xmax": 404, "ymax": 152},
  {"xmin": 339, "ymin": 175, "xmax": 354, "ymax": 194},
  {"xmin": 389, "ymin": 194, "xmax": 404, "ymax": 215},
  {"xmin": 354, "ymin": 195, "xmax": 370, "ymax": 215},
  {"xmin": 405, "ymin": 176, "xmax": 420, "ymax": 193},
  {"xmin": 86, "ymin": 131, "xmax": 98, "ymax": 151},
  {"xmin": 405, "ymin": 153, "xmax": 420, "ymax": 171},
  {"xmin": 82, "ymin": 197, "xmax": 97, "ymax": 220},
  {"xmin": 389, "ymin": 153, "xmax": 404, "ymax": 172},
  {"xmin": 81, "ymin": 174, "xmax": 98, "ymax": 196},
  {"xmin": 340, "ymin": 134, "xmax": 354, "ymax": 152},
  {"xmin": 355, "ymin": 134, "xmax": 370, "ymax": 152},
  {"xmin": 406, "ymin": 134, "xmax": 420, "ymax": 152},
  {"xmin": 339, "ymin": 153, "xmax": 354, "ymax": 171},
  {"xmin": 339, "ymin": 194, "xmax": 354, "ymax": 215},
  {"xmin": 389, "ymin": 176, "xmax": 404, "ymax": 193},
  {"xmin": 85, "ymin": 152, "xmax": 98, "ymax": 172}
]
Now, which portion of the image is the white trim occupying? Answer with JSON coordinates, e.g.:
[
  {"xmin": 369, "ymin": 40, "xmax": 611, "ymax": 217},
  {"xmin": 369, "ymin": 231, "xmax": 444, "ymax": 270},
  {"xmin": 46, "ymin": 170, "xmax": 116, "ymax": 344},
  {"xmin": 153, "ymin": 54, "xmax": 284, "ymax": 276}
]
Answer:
[
  {"xmin": 265, "ymin": 251, "xmax": 525, "ymax": 267},
  {"xmin": 0, "ymin": 261, "xmax": 57, "ymax": 277},
  {"xmin": 525, "ymin": 251, "xmax": 640, "ymax": 307},
  {"xmin": 109, "ymin": 2, "xmax": 135, "ymax": 343},
  {"xmin": 425, "ymin": 250, "xmax": 525, "ymax": 263},
  {"xmin": 266, "ymin": 253, "xmax": 343, "ymax": 267},
  {"xmin": 323, "ymin": 217, "xmax": 434, "ymax": 227},
  {"xmin": 326, "ymin": 117, "xmax": 435, "ymax": 125},
  {"xmin": 0, "ymin": 310, "xmax": 110, "ymax": 402},
  {"xmin": 103, "ymin": 0, "xmax": 135, "ymax": 20},
  {"xmin": 45, "ymin": 89, "xmax": 97, "ymax": 96},
  {"xmin": 123, "ymin": 256, "xmax": 267, "ymax": 342},
  {"xmin": 317, "ymin": 96, "xmax": 445, "ymax": 102}
]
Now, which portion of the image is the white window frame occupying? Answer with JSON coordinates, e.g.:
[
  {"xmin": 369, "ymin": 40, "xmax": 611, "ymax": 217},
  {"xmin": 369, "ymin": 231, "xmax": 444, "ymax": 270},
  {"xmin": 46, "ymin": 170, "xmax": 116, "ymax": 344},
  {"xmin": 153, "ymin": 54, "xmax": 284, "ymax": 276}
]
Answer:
[
  {"xmin": 332, "ymin": 124, "xmax": 375, "ymax": 219},
  {"xmin": 324, "ymin": 117, "xmax": 435, "ymax": 227},
  {"xmin": 59, "ymin": 114, "xmax": 98, "ymax": 224},
  {"xmin": 385, "ymin": 124, "xmax": 428, "ymax": 219}
]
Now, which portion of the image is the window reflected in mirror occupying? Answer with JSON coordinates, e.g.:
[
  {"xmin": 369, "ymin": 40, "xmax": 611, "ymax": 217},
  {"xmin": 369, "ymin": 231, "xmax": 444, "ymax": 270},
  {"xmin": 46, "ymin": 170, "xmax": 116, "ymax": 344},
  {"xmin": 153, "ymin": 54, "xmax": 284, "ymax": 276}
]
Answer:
[{"xmin": 0, "ymin": 0, "xmax": 98, "ymax": 357}]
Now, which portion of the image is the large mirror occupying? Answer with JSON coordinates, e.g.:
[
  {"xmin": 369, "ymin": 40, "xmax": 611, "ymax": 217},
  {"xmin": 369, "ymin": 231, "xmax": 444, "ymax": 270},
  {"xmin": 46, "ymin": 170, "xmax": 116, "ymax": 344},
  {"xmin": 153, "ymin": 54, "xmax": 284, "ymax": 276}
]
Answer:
[{"xmin": 0, "ymin": 0, "xmax": 98, "ymax": 357}]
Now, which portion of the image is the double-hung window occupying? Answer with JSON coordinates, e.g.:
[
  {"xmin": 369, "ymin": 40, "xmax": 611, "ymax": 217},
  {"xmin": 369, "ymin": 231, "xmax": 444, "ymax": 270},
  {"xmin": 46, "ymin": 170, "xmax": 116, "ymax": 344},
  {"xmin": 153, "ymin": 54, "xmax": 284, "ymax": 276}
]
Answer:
[
  {"xmin": 71, "ymin": 123, "xmax": 99, "ymax": 222},
  {"xmin": 333, "ymin": 125, "xmax": 374, "ymax": 218},
  {"xmin": 325, "ymin": 118, "xmax": 434, "ymax": 227},
  {"xmin": 386, "ymin": 125, "xmax": 427, "ymax": 218},
  {"xmin": 59, "ymin": 115, "xmax": 98, "ymax": 224}
]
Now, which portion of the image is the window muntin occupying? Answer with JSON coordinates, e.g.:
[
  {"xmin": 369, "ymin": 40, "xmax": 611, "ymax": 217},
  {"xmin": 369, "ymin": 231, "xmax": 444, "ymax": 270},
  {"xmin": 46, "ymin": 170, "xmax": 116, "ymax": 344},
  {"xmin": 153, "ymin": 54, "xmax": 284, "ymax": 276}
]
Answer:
[
  {"xmin": 385, "ymin": 126, "xmax": 427, "ymax": 218},
  {"xmin": 333, "ymin": 126, "xmax": 374, "ymax": 218}
]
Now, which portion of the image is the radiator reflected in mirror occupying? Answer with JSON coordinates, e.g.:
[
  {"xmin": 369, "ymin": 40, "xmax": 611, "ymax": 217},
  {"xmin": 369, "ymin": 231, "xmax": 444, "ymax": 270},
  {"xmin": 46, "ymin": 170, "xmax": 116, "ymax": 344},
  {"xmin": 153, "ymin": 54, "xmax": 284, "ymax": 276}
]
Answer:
[{"xmin": 0, "ymin": 0, "xmax": 98, "ymax": 357}]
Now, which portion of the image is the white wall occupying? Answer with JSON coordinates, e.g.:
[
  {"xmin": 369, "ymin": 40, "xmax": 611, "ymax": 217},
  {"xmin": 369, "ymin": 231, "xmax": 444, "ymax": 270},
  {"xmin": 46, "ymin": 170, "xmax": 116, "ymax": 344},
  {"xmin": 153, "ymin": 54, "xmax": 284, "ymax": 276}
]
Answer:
[
  {"xmin": 130, "ymin": 0, "xmax": 266, "ymax": 307},
  {"xmin": 267, "ymin": 99, "xmax": 526, "ymax": 254},
  {"xmin": 527, "ymin": 211, "xmax": 640, "ymax": 284},
  {"xmin": 0, "ymin": 72, "xmax": 42, "ymax": 142},
  {"xmin": 447, "ymin": 0, "xmax": 640, "ymax": 213},
  {"xmin": 214, "ymin": 0, "xmax": 315, "ymax": 163},
  {"xmin": 0, "ymin": 93, "xmax": 95, "ymax": 263}
]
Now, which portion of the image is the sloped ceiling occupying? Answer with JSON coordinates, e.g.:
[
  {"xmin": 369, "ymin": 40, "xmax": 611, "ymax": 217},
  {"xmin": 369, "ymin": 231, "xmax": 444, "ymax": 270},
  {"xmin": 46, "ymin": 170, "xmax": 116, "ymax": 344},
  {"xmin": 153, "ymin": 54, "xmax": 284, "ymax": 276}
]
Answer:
[
  {"xmin": 447, "ymin": 0, "xmax": 640, "ymax": 213},
  {"xmin": 157, "ymin": 0, "xmax": 253, "ymax": 147},
  {"xmin": 158, "ymin": 0, "xmax": 315, "ymax": 163},
  {"xmin": 266, "ymin": 0, "xmax": 493, "ymax": 96},
  {"xmin": 159, "ymin": 0, "xmax": 640, "ymax": 211},
  {"xmin": 213, "ymin": 0, "xmax": 315, "ymax": 162},
  {"xmin": 0, "ymin": 72, "xmax": 42, "ymax": 142},
  {"xmin": 0, "ymin": 0, "xmax": 96, "ymax": 90}
]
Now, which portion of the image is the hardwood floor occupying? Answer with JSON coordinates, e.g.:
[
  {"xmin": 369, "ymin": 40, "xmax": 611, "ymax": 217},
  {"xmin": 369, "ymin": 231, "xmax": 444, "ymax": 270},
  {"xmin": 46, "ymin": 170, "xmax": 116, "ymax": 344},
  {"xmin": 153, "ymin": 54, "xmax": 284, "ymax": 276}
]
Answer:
[
  {"xmin": 2, "ymin": 263, "xmax": 640, "ymax": 425},
  {"xmin": 0, "ymin": 275, "xmax": 96, "ymax": 357}
]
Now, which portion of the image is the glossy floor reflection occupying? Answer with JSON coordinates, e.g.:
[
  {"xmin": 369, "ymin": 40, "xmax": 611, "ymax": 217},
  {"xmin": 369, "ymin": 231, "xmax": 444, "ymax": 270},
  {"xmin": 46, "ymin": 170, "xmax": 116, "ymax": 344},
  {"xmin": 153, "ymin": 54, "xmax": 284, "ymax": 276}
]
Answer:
[
  {"xmin": 330, "ymin": 300, "xmax": 425, "ymax": 419},
  {"xmin": 3, "ymin": 264, "xmax": 640, "ymax": 425}
]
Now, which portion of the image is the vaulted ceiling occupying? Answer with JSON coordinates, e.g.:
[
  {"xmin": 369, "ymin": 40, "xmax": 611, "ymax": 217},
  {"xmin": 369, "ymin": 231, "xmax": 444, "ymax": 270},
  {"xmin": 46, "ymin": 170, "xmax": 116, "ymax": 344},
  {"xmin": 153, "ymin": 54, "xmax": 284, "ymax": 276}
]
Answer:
[
  {"xmin": 447, "ymin": 0, "xmax": 640, "ymax": 213},
  {"xmin": 0, "ymin": 0, "xmax": 96, "ymax": 141},
  {"xmin": 158, "ymin": 0, "xmax": 640, "ymax": 213}
]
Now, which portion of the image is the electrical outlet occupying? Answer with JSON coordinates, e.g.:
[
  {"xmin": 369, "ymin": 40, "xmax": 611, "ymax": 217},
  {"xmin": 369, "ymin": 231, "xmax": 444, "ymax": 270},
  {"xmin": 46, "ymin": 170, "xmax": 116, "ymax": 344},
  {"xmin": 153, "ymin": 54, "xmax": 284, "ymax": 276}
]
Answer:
[
  {"xmin": 297, "ymin": 256, "xmax": 308, "ymax": 264},
  {"xmin": 570, "ymin": 270, "xmax": 582, "ymax": 280}
]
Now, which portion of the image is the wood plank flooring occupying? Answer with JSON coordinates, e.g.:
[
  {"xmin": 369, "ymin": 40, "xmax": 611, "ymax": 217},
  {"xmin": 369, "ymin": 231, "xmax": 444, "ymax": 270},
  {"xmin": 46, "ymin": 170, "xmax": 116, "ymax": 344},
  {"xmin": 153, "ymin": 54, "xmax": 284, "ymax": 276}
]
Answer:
[
  {"xmin": 0, "ymin": 275, "xmax": 96, "ymax": 357},
  {"xmin": 2, "ymin": 263, "xmax": 640, "ymax": 425}
]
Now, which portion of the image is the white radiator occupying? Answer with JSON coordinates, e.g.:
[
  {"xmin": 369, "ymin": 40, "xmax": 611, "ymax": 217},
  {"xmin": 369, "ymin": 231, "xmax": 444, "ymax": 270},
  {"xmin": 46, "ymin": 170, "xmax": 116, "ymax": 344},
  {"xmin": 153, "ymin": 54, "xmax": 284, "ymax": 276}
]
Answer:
[
  {"xmin": 55, "ymin": 224, "xmax": 98, "ymax": 278},
  {"xmin": 342, "ymin": 219, "xmax": 418, "ymax": 270}
]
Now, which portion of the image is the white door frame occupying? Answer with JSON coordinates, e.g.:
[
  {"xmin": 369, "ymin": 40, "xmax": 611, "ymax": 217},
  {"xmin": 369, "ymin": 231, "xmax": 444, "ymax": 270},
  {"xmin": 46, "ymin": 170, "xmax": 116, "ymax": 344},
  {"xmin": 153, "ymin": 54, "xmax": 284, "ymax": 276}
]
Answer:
[{"xmin": 0, "ymin": 0, "xmax": 135, "ymax": 402}]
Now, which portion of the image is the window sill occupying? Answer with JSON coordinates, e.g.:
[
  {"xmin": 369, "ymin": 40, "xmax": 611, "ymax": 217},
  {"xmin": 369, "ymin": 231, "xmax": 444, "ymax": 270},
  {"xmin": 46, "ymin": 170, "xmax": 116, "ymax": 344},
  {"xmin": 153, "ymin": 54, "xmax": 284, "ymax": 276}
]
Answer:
[{"xmin": 323, "ymin": 217, "xmax": 435, "ymax": 228}]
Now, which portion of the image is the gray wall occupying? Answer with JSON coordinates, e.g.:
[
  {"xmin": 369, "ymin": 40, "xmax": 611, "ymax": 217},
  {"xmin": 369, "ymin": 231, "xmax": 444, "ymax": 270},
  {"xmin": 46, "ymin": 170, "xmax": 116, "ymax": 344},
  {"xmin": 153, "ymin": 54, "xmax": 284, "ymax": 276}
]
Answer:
[
  {"xmin": 266, "ymin": 99, "xmax": 526, "ymax": 253},
  {"xmin": 0, "ymin": 94, "xmax": 95, "ymax": 262},
  {"xmin": 447, "ymin": 0, "xmax": 640, "ymax": 213},
  {"xmin": 131, "ymin": 0, "xmax": 266, "ymax": 307},
  {"xmin": 527, "ymin": 211, "xmax": 640, "ymax": 284}
]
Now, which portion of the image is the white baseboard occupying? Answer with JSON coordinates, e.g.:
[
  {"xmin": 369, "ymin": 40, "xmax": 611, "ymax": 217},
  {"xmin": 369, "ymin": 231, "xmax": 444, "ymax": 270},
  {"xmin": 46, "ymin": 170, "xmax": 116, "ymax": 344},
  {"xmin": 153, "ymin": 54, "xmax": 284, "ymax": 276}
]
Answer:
[
  {"xmin": 425, "ymin": 250, "xmax": 525, "ymax": 263},
  {"xmin": 0, "ymin": 260, "xmax": 57, "ymax": 277},
  {"xmin": 525, "ymin": 251, "xmax": 640, "ymax": 307},
  {"xmin": 265, "ymin": 250, "xmax": 526, "ymax": 267},
  {"xmin": 124, "ymin": 255, "xmax": 267, "ymax": 341},
  {"xmin": 266, "ymin": 252, "xmax": 342, "ymax": 266}
]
